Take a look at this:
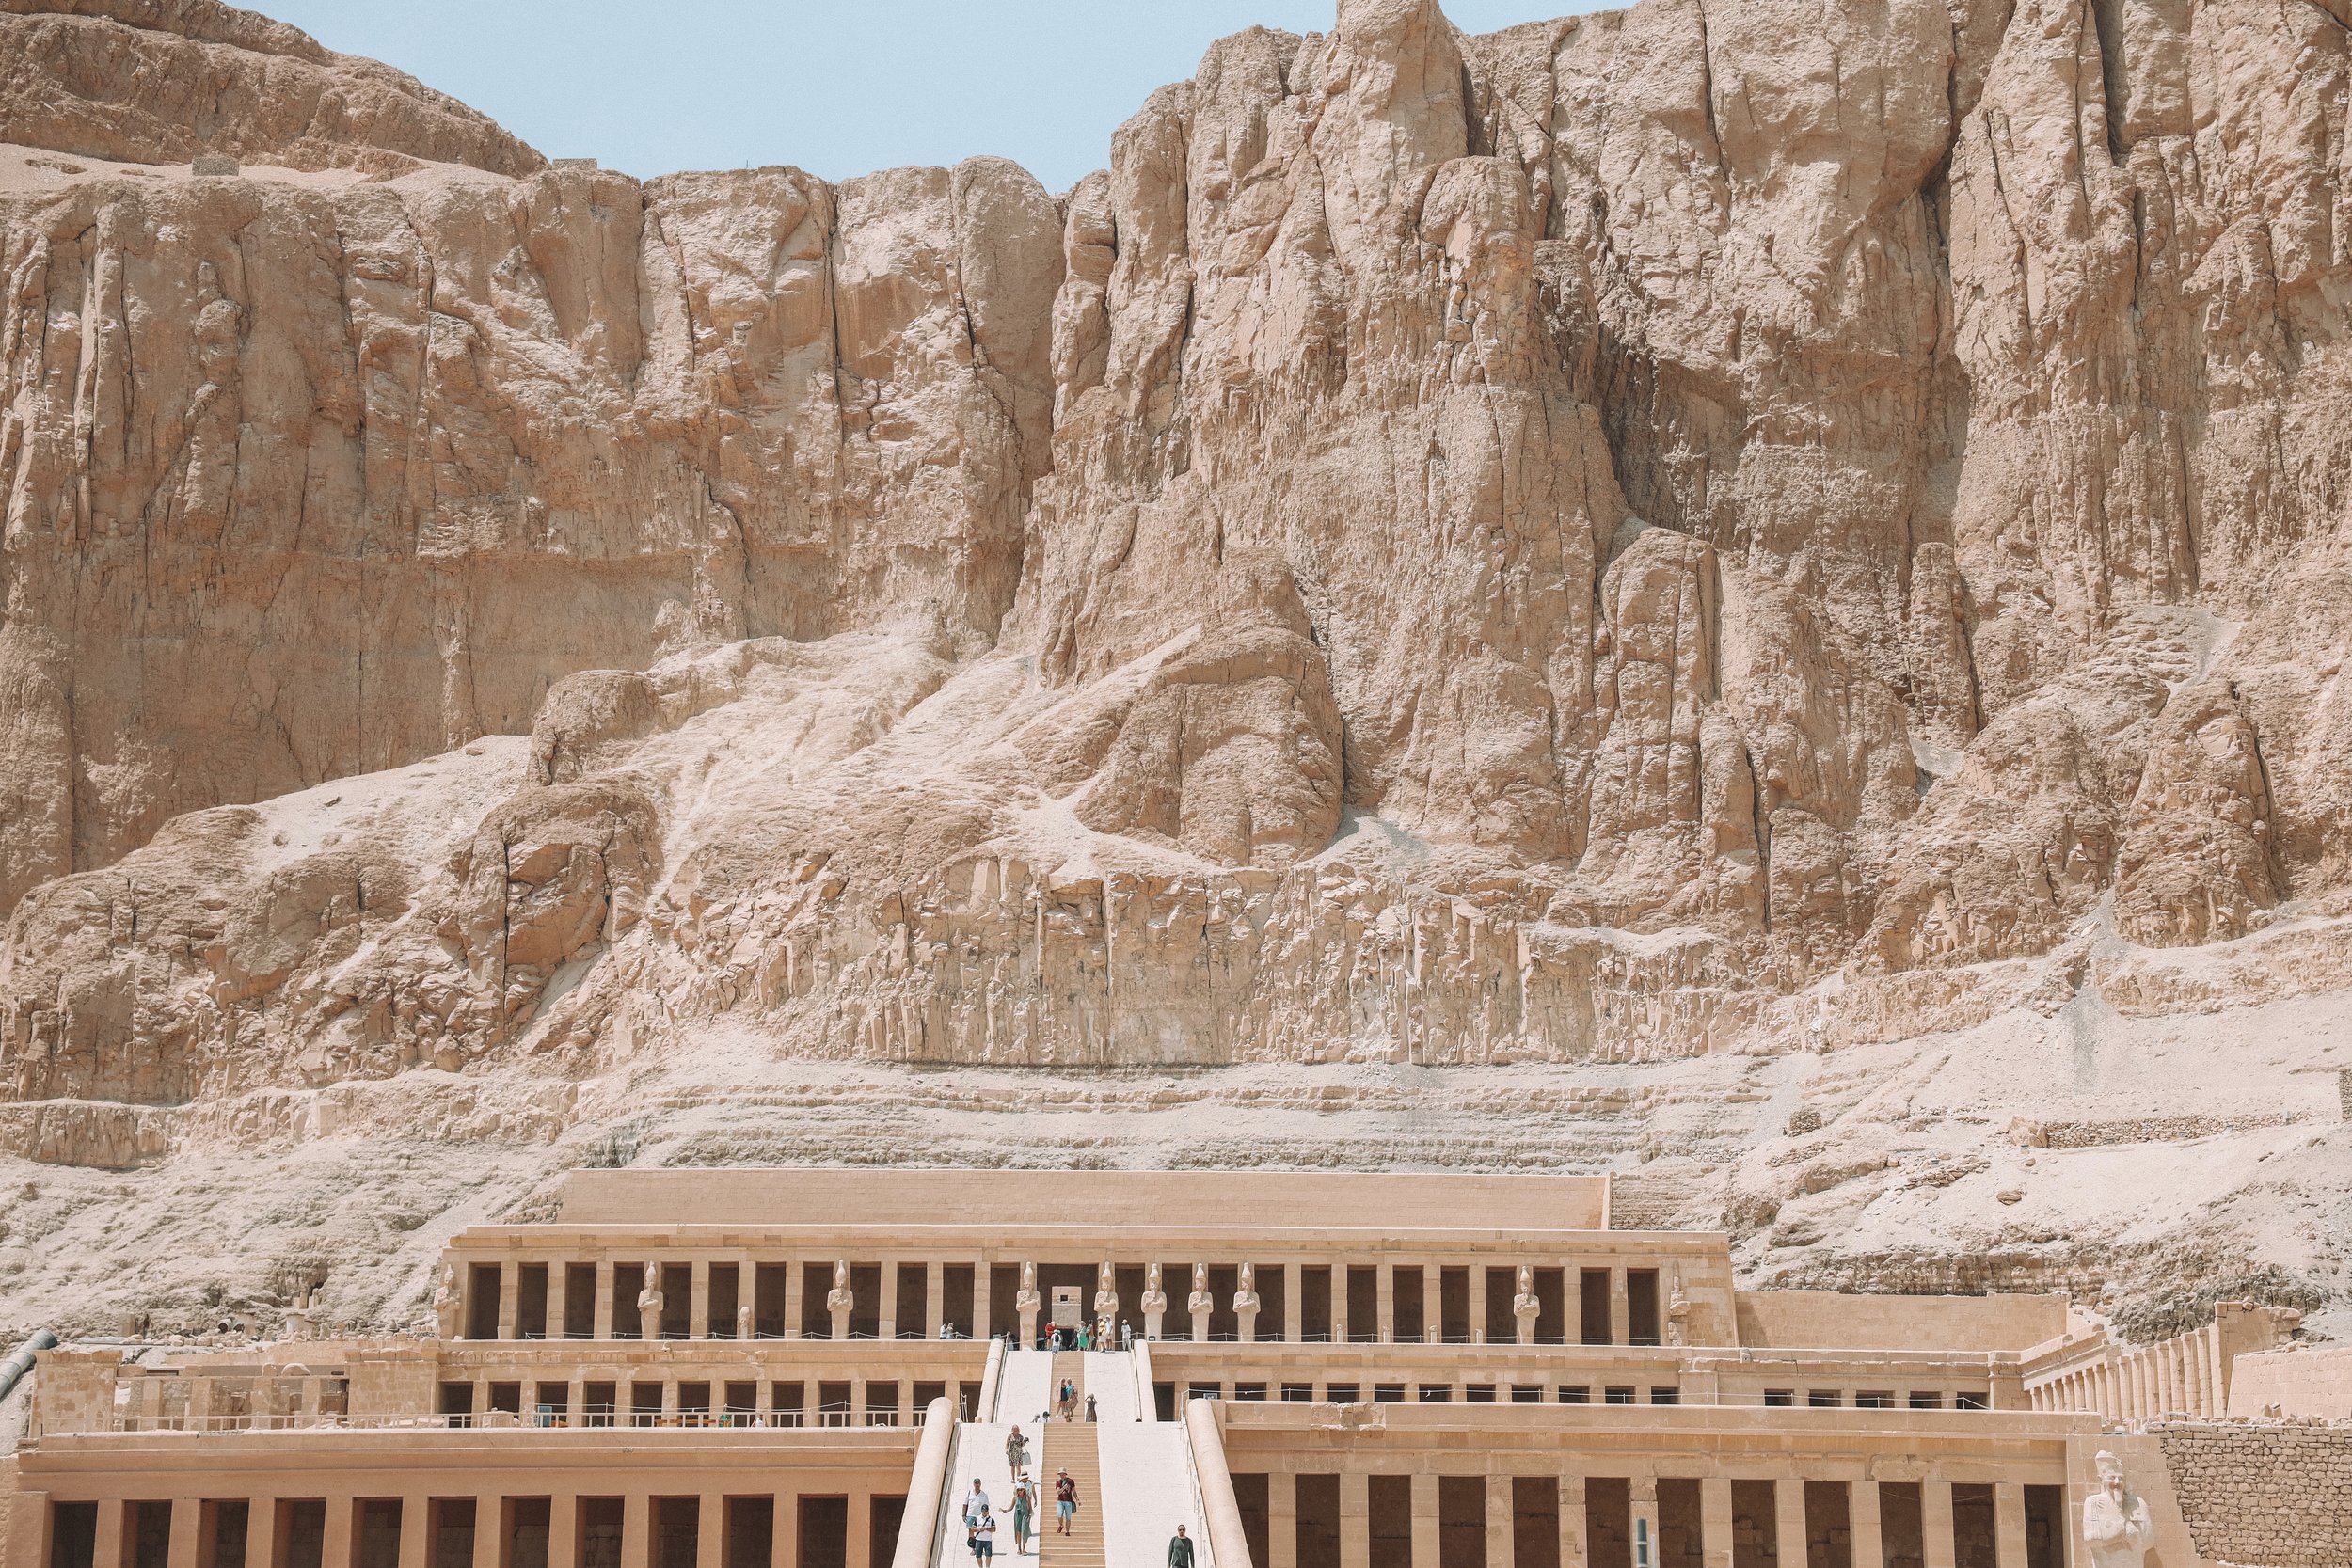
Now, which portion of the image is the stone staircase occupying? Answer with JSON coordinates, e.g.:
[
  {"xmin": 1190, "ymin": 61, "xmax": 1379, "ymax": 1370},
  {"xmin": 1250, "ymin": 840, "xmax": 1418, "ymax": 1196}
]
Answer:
[{"xmin": 1041, "ymin": 1353, "xmax": 1104, "ymax": 1568}]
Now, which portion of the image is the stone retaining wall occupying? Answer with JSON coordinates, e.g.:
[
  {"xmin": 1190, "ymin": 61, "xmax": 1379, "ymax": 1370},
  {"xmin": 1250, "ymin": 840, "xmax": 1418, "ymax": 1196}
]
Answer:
[{"xmin": 2153, "ymin": 1421, "xmax": 2352, "ymax": 1566}]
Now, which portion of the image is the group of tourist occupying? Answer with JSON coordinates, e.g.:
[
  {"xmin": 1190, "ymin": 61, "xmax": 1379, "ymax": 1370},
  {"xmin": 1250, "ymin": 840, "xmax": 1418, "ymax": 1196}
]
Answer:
[
  {"xmin": 1034, "ymin": 1318, "xmax": 1132, "ymax": 1351},
  {"xmin": 961, "ymin": 1460, "xmax": 1076, "ymax": 1560}
]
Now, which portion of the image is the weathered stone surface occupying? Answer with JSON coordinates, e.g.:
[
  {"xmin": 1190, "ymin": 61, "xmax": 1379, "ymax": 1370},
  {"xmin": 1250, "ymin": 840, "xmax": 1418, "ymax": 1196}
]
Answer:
[{"xmin": 0, "ymin": 0, "xmax": 2349, "ymax": 1336}]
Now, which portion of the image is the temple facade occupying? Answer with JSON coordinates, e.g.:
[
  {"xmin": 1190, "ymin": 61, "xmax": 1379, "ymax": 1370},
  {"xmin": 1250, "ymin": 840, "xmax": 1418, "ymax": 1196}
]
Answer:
[{"xmin": 2, "ymin": 1172, "xmax": 2323, "ymax": 1568}]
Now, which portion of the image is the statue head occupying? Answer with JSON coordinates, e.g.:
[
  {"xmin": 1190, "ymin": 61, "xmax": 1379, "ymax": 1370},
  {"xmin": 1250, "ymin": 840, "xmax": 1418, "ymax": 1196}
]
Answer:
[
  {"xmin": 1021, "ymin": 1260, "xmax": 1037, "ymax": 1290},
  {"xmin": 1518, "ymin": 1264, "xmax": 1533, "ymax": 1292},
  {"xmin": 1148, "ymin": 1262, "xmax": 1162, "ymax": 1290},
  {"xmin": 1239, "ymin": 1262, "xmax": 1254, "ymax": 1291},
  {"xmin": 1100, "ymin": 1260, "xmax": 1115, "ymax": 1288},
  {"xmin": 1193, "ymin": 1262, "xmax": 1207, "ymax": 1291},
  {"xmin": 833, "ymin": 1259, "xmax": 850, "ymax": 1289},
  {"xmin": 2096, "ymin": 1450, "xmax": 2126, "ymax": 1498}
]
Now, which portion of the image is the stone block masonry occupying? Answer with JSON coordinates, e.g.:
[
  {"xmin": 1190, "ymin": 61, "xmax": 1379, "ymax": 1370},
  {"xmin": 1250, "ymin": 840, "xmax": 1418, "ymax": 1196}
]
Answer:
[{"xmin": 2153, "ymin": 1421, "xmax": 2352, "ymax": 1567}]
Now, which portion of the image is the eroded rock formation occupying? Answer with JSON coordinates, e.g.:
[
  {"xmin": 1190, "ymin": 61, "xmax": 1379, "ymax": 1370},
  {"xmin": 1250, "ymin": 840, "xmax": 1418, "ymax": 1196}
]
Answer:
[{"xmin": 0, "ymin": 0, "xmax": 2348, "ymax": 1335}]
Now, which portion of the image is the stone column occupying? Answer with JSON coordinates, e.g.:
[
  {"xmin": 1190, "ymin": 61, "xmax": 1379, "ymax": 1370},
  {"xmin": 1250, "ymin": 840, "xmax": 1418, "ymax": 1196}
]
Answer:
[
  {"xmin": 92, "ymin": 1500, "xmax": 125, "ymax": 1568},
  {"xmin": 1630, "ymin": 1478, "xmax": 1659, "ymax": 1568},
  {"xmin": 247, "ymin": 1500, "xmax": 278, "ymax": 1568},
  {"xmin": 619, "ymin": 1497, "xmax": 648, "ymax": 1568},
  {"xmin": 1921, "ymin": 1481, "xmax": 1956, "ymax": 1568},
  {"xmin": 321, "ymin": 1497, "xmax": 354, "ymax": 1568},
  {"xmin": 690, "ymin": 1259, "xmax": 711, "ymax": 1340},
  {"xmin": 1330, "ymin": 1263, "xmax": 1349, "ymax": 1345},
  {"xmin": 1699, "ymin": 1478, "xmax": 1734, "ymax": 1568},
  {"xmin": 1284, "ymin": 1264, "xmax": 1304, "ymax": 1343},
  {"xmin": 774, "ymin": 1494, "xmax": 799, "ymax": 1568},
  {"xmin": 548, "ymin": 1498, "xmax": 577, "ymax": 1568},
  {"xmin": 1270, "ymin": 1470, "xmax": 1297, "ymax": 1568},
  {"xmin": 1561, "ymin": 1476, "xmax": 1587, "ymax": 1568},
  {"xmin": 784, "ymin": 1259, "xmax": 803, "ymax": 1340},
  {"xmin": 1375, "ymin": 1265, "xmax": 1395, "ymax": 1344},
  {"xmin": 697, "ymin": 1494, "xmax": 723, "ymax": 1568},
  {"xmin": 1409, "ymin": 1475, "xmax": 1438, "ymax": 1568},
  {"xmin": 592, "ymin": 1260, "xmax": 614, "ymax": 1340},
  {"xmin": 845, "ymin": 1492, "xmax": 871, "ymax": 1568},
  {"xmin": 1849, "ymin": 1481, "xmax": 1882, "ymax": 1568},
  {"xmin": 497, "ymin": 1264, "xmax": 519, "ymax": 1340},
  {"xmin": 1773, "ymin": 1479, "xmax": 1807, "ymax": 1568},
  {"xmin": 548, "ymin": 1264, "xmax": 569, "ymax": 1342},
  {"xmin": 1469, "ymin": 1267, "xmax": 1488, "ymax": 1345},
  {"xmin": 926, "ymin": 1261, "xmax": 946, "ymax": 1338},
  {"xmin": 474, "ymin": 1497, "xmax": 502, "ymax": 1568},
  {"xmin": 1484, "ymin": 1474, "xmax": 1511, "ymax": 1568},
  {"xmin": 1993, "ymin": 1482, "xmax": 2026, "ymax": 1568},
  {"xmin": 397, "ymin": 1497, "xmax": 428, "ymax": 1568},
  {"xmin": 568, "ymin": 1373, "xmax": 587, "ymax": 1427},
  {"xmin": 166, "ymin": 1500, "xmax": 200, "ymax": 1568},
  {"xmin": 1610, "ymin": 1269, "xmax": 1630, "ymax": 1348},
  {"xmin": 1422, "ymin": 1271, "xmax": 1441, "ymax": 1345},
  {"xmin": 1341, "ymin": 1473, "xmax": 1370, "ymax": 1568},
  {"xmin": 879, "ymin": 1261, "xmax": 898, "ymax": 1343},
  {"xmin": 974, "ymin": 1262, "xmax": 992, "ymax": 1341}
]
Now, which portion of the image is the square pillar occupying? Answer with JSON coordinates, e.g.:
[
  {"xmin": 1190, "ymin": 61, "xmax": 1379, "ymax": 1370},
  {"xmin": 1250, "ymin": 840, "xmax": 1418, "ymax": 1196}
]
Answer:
[
  {"xmin": 1700, "ymin": 1479, "xmax": 1734, "ymax": 1568},
  {"xmin": 1422, "ymin": 1272, "xmax": 1441, "ymax": 1345},
  {"xmin": 474, "ymin": 1499, "xmax": 502, "ymax": 1568},
  {"xmin": 690, "ymin": 1259, "xmax": 711, "ymax": 1340},
  {"xmin": 1774, "ymin": 1481, "xmax": 1807, "ymax": 1568},
  {"xmin": 1610, "ymin": 1270, "xmax": 1630, "ymax": 1347},
  {"xmin": 845, "ymin": 1493, "xmax": 870, "ymax": 1568},
  {"xmin": 1850, "ymin": 1481, "xmax": 1883, "ymax": 1568},
  {"xmin": 497, "ymin": 1265, "xmax": 520, "ymax": 1340},
  {"xmin": 246, "ymin": 1502, "xmax": 278, "ymax": 1568},
  {"xmin": 592, "ymin": 1261, "xmax": 615, "ymax": 1340},
  {"xmin": 1270, "ymin": 1472, "xmax": 1298, "ymax": 1568},
  {"xmin": 1630, "ymin": 1480, "xmax": 1659, "ymax": 1568},
  {"xmin": 548, "ymin": 1498, "xmax": 577, "ymax": 1568},
  {"xmin": 398, "ymin": 1497, "xmax": 428, "ymax": 1568},
  {"xmin": 1921, "ymin": 1481, "xmax": 1956, "ymax": 1568},
  {"xmin": 773, "ymin": 1495, "xmax": 798, "ymax": 1568},
  {"xmin": 1994, "ymin": 1483, "xmax": 2026, "ymax": 1568},
  {"xmin": 322, "ymin": 1498, "xmax": 354, "ymax": 1568},
  {"xmin": 1484, "ymin": 1475, "xmax": 1512, "ymax": 1568},
  {"xmin": 93, "ymin": 1500, "xmax": 125, "ymax": 1568},
  {"xmin": 1341, "ymin": 1473, "xmax": 1370, "ymax": 1568},
  {"xmin": 926, "ymin": 1262, "xmax": 946, "ymax": 1338},
  {"xmin": 696, "ymin": 1495, "xmax": 723, "ymax": 1568},
  {"xmin": 548, "ymin": 1265, "xmax": 569, "ymax": 1341},
  {"xmin": 973, "ymin": 1262, "xmax": 992, "ymax": 1341},
  {"xmin": 879, "ymin": 1262, "xmax": 898, "ymax": 1343},
  {"xmin": 1331, "ymin": 1261, "xmax": 1350, "ymax": 1344},
  {"xmin": 1284, "ymin": 1265, "xmax": 1304, "ymax": 1343},
  {"xmin": 620, "ymin": 1497, "xmax": 647, "ymax": 1568},
  {"xmin": 1409, "ymin": 1476, "xmax": 1438, "ymax": 1568},
  {"xmin": 784, "ymin": 1258, "xmax": 804, "ymax": 1341},
  {"xmin": 1561, "ymin": 1476, "xmax": 1587, "ymax": 1568},
  {"xmin": 1376, "ymin": 1265, "xmax": 1396, "ymax": 1344},
  {"xmin": 167, "ymin": 1500, "xmax": 200, "ymax": 1568},
  {"xmin": 1469, "ymin": 1269, "xmax": 1488, "ymax": 1345}
]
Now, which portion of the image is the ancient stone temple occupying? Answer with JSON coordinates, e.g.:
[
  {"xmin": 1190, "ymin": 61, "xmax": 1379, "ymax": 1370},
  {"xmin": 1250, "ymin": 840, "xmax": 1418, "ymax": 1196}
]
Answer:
[{"xmin": 6, "ymin": 1171, "xmax": 2339, "ymax": 1568}]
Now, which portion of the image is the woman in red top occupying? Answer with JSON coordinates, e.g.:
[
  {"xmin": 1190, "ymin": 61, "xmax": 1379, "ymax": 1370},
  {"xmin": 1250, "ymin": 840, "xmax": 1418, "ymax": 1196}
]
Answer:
[{"xmin": 1054, "ymin": 1469, "xmax": 1079, "ymax": 1534}]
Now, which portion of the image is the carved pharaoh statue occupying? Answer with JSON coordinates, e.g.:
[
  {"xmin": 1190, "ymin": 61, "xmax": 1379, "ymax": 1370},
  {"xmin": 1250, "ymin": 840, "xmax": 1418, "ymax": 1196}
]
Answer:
[
  {"xmin": 1187, "ymin": 1262, "xmax": 1214, "ymax": 1315},
  {"xmin": 2082, "ymin": 1451, "xmax": 2153, "ymax": 1568},
  {"xmin": 1095, "ymin": 1261, "xmax": 1120, "ymax": 1317},
  {"xmin": 1665, "ymin": 1273, "xmax": 1691, "ymax": 1347},
  {"xmin": 826, "ymin": 1259, "xmax": 854, "ymax": 1314},
  {"xmin": 1513, "ymin": 1263, "xmax": 1540, "ymax": 1326},
  {"xmin": 1233, "ymin": 1261, "xmax": 1261, "ymax": 1312},
  {"xmin": 1139, "ymin": 1262, "xmax": 1168, "ymax": 1315}
]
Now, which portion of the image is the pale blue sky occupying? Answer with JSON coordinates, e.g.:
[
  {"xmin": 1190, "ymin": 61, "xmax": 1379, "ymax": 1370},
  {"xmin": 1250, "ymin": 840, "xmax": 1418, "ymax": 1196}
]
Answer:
[{"xmin": 264, "ymin": 0, "xmax": 1613, "ymax": 192}]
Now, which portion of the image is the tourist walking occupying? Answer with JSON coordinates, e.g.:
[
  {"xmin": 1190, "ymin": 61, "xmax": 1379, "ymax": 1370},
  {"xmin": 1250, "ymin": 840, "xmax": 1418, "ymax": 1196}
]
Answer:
[
  {"xmin": 973, "ymin": 1514, "xmax": 995, "ymax": 1564},
  {"xmin": 1167, "ymin": 1525, "xmax": 1195, "ymax": 1568},
  {"xmin": 1119, "ymin": 1319, "xmax": 1133, "ymax": 1350},
  {"xmin": 1083, "ymin": 1392, "xmax": 1097, "ymax": 1423},
  {"xmin": 964, "ymin": 1480, "xmax": 991, "ymax": 1533},
  {"xmin": 1010, "ymin": 1477, "xmax": 1034, "ymax": 1556},
  {"xmin": 1005, "ymin": 1424, "xmax": 1028, "ymax": 1472},
  {"xmin": 1055, "ymin": 1468, "xmax": 1079, "ymax": 1534}
]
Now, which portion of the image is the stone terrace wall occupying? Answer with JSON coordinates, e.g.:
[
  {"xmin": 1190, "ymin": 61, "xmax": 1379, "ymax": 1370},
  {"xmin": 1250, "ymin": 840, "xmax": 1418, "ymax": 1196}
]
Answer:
[{"xmin": 2153, "ymin": 1422, "xmax": 2352, "ymax": 1567}]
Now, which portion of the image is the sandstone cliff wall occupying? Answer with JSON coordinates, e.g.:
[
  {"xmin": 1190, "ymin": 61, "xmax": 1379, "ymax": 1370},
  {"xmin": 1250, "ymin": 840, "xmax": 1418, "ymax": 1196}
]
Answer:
[{"xmin": 0, "ymin": 0, "xmax": 2348, "ymax": 1330}]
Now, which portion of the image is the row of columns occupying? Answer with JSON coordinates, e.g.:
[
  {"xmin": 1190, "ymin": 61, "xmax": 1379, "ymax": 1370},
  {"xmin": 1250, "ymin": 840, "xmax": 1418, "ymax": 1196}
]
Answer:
[
  {"xmin": 444, "ymin": 1374, "xmax": 971, "ymax": 1426},
  {"xmin": 2030, "ymin": 1323, "xmax": 2225, "ymax": 1419},
  {"xmin": 1250, "ymin": 1472, "xmax": 2035, "ymax": 1568},
  {"xmin": 66, "ymin": 1490, "xmax": 886, "ymax": 1568},
  {"xmin": 471, "ymin": 1259, "xmax": 1650, "ymax": 1346}
]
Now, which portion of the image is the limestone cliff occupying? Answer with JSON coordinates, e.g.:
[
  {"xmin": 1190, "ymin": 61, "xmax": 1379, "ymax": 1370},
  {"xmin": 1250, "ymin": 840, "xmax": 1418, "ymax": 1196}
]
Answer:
[{"xmin": 0, "ymin": 0, "xmax": 2346, "ymax": 1338}]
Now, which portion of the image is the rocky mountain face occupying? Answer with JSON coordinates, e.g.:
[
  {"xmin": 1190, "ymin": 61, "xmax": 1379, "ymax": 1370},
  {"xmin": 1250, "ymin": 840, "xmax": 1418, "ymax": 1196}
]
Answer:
[{"xmin": 0, "ymin": 0, "xmax": 2346, "ymax": 1337}]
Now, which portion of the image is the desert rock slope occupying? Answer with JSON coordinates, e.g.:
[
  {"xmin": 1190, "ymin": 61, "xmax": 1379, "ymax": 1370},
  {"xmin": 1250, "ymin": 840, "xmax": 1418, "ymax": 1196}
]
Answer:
[{"xmin": 0, "ymin": 0, "xmax": 2345, "ymax": 1343}]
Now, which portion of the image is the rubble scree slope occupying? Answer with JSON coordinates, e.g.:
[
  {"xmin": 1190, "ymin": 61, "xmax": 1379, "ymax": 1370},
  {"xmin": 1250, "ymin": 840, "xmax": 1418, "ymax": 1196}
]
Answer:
[{"xmin": 0, "ymin": 0, "xmax": 2347, "ymax": 1338}]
